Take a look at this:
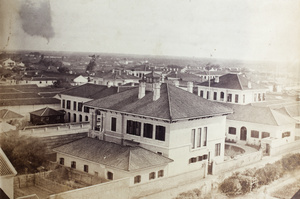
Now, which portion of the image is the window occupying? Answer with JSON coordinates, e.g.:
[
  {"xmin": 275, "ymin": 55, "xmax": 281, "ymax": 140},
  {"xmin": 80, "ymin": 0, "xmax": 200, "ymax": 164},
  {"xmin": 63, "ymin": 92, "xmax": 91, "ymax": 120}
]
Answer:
[
  {"xmin": 78, "ymin": 102, "xmax": 83, "ymax": 112},
  {"xmin": 107, "ymin": 171, "xmax": 113, "ymax": 180},
  {"xmin": 213, "ymin": 92, "xmax": 217, "ymax": 100},
  {"xmin": 158, "ymin": 170, "xmax": 164, "ymax": 178},
  {"xmin": 71, "ymin": 161, "xmax": 76, "ymax": 169},
  {"xmin": 73, "ymin": 101, "xmax": 77, "ymax": 110},
  {"xmin": 282, "ymin": 132, "xmax": 290, "ymax": 138},
  {"xmin": 251, "ymin": 130, "xmax": 259, "ymax": 138},
  {"xmin": 189, "ymin": 157, "xmax": 197, "ymax": 164},
  {"xmin": 66, "ymin": 100, "xmax": 71, "ymax": 109},
  {"xmin": 197, "ymin": 128, "xmax": 202, "ymax": 147},
  {"xmin": 143, "ymin": 123, "xmax": 153, "ymax": 138},
  {"xmin": 111, "ymin": 117, "xmax": 117, "ymax": 131},
  {"xmin": 191, "ymin": 129, "xmax": 196, "ymax": 149},
  {"xmin": 229, "ymin": 127, "xmax": 236, "ymax": 135},
  {"xmin": 203, "ymin": 154, "xmax": 208, "ymax": 160},
  {"xmin": 59, "ymin": 158, "xmax": 64, "ymax": 165},
  {"xmin": 262, "ymin": 132, "xmax": 270, "ymax": 138},
  {"xmin": 84, "ymin": 165, "xmax": 88, "ymax": 173},
  {"xmin": 79, "ymin": 115, "xmax": 82, "ymax": 122},
  {"xmin": 254, "ymin": 93, "xmax": 257, "ymax": 102},
  {"xmin": 220, "ymin": 92, "xmax": 225, "ymax": 101},
  {"xmin": 198, "ymin": 156, "xmax": 203, "ymax": 161},
  {"xmin": 155, "ymin": 125, "xmax": 166, "ymax": 141},
  {"xmin": 235, "ymin": 94, "xmax": 239, "ymax": 103},
  {"xmin": 258, "ymin": 94, "xmax": 261, "ymax": 101},
  {"xmin": 227, "ymin": 94, "xmax": 232, "ymax": 102},
  {"xmin": 203, "ymin": 127, "xmax": 207, "ymax": 146},
  {"xmin": 207, "ymin": 91, "xmax": 210, "ymax": 99},
  {"xmin": 62, "ymin": 100, "xmax": 65, "ymax": 108},
  {"xmin": 84, "ymin": 106, "xmax": 90, "ymax": 113},
  {"xmin": 215, "ymin": 143, "xmax": 221, "ymax": 156},
  {"xmin": 73, "ymin": 114, "xmax": 76, "ymax": 122},
  {"xmin": 263, "ymin": 93, "xmax": 266, "ymax": 101},
  {"xmin": 149, "ymin": 172, "xmax": 155, "ymax": 180},
  {"xmin": 126, "ymin": 120, "xmax": 141, "ymax": 136},
  {"xmin": 134, "ymin": 175, "xmax": 141, "ymax": 184},
  {"xmin": 85, "ymin": 116, "xmax": 89, "ymax": 121},
  {"xmin": 200, "ymin": 90, "xmax": 204, "ymax": 97}
]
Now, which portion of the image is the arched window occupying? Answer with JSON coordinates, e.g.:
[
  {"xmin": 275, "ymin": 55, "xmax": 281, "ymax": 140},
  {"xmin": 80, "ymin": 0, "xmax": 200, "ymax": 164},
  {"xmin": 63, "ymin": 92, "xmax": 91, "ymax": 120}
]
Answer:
[
  {"xmin": 73, "ymin": 114, "xmax": 76, "ymax": 122},
  {"xmin": 79, "ymin": 115, "xmax": 82, "ymax": 122},
  {"xmin": 107, "ymin": 171, "xmax": 113, "ymax": 180},
  {"xmin": 220, "ymin": 92, "xmax": 225, "ymax": 101},
  {"xmin": 85, "ymin": 116, "xmax": 89, "ymax": 121}
]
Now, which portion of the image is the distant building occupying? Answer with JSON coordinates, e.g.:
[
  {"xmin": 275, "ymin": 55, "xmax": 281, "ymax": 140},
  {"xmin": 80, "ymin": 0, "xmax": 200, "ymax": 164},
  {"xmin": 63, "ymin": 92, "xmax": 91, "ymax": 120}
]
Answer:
[
  {"xmin": 72, "ymin": 75, "xmax": 88, "ymax": 86},
  {"xmin": 0, "ymin": 147, "xmax": 17, "ymax": 199},
  {"xmin": 59, "ymin": 83, "xmax": 134, "ymax": 123},
  {"xmin": 92, "ymin": 70, "xmax": 140, "ymax": 86},
  {"xmin": 2, "ymin": 58, "xmax": 16, "ymax": 67},
  {"xmin": 56, "ymin": 75, "xmax": 233, "ymax": 183},
  {"xmin": 30, "ymin": 107, "xmax": 65, "ymax": 125},
  {"xmin": 197, "ymin": 73, "xmax": 268, "ymax": 105}
]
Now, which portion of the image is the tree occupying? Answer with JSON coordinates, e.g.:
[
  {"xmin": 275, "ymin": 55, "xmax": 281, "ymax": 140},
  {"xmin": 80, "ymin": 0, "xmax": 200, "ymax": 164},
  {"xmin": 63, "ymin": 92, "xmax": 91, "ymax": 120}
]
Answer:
[{"xmin": 0, "ymin": 131, "xmax": 48, "ymax": 174}]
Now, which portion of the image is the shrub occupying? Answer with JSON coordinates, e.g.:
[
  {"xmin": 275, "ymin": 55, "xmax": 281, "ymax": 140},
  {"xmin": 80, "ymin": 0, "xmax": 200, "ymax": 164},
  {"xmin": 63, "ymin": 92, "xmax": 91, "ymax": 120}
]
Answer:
[
  {"xmin": 219, "ymin": 177, "xmax": 242, "ymax": 196},
  {"xmin": 254, "ymin": 163, "xmax": 283, "ymax": 186},
  {"xmin": 281, "ymin": 154, "xmax": 300, "ymax": 172}
]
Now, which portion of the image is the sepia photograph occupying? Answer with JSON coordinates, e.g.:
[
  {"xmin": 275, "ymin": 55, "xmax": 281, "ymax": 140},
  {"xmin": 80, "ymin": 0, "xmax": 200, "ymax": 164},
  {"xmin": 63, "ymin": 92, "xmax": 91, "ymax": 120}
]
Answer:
[{"xmin": 0, "ymin": 0, "xmax": 299, "ymax": 198}]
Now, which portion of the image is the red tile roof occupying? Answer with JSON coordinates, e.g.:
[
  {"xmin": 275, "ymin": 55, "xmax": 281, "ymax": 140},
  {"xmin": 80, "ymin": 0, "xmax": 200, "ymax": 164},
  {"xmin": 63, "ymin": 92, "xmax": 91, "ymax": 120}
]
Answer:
[
  {"xmin": 53, "ymin": 137, "xmax": 172, "ymax": 171},
  {"xmin": 85, "ymin": 83, "xmax": 233, "ymax": 121}
]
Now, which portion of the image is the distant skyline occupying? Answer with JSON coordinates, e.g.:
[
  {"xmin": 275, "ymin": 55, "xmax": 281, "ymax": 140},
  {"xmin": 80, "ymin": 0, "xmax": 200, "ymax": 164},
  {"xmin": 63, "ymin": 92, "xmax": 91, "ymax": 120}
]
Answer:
[{"xmin": 1, "ymin": 0, "xmax": 299, "ymax": 63}]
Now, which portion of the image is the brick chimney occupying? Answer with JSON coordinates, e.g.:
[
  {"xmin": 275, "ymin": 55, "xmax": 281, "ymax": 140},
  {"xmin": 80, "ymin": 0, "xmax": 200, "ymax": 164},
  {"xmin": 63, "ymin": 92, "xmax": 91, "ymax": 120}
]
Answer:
[
  {"xmin": 153, "ymin": 83, "xmax": 161, "ymax": 101},
  {"xmin": 138, "ymin": 82, "xmax": 146, "ymax": 99},
  {"xmin": 187, "ymin": 81, "xmax": 193, "ymax": 93}
]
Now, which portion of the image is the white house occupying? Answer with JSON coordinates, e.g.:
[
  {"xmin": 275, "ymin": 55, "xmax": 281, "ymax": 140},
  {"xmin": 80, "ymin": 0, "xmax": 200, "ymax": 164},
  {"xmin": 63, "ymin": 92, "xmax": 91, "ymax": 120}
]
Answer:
[
  {"xmin": 197, "ymin": 73, "xmax": 268, "ymax": 105},
  {"xmin": 226, "ymin": 104, "xmax": 296, "ymax": 148},
  {"xmin": 92, "ymin": 70, "xmax": 140, "ymax": 86},
  {"xmin": 55, "ymin": 76, "xmax": 233, "ymax": 184},
  {"xmin": 59, "ymin": 83, "xmax": 135, "ymax": 123},
  {"xmin": 2, "ymin": 58, "xmax": 16, "ymax": 68},
  {"xmin": 72, "ymin": 75, "xmax": 88, "ymax": 86},
  {"xmin": 0, "ymin": 147, "xmax": 17, "ymax": 199}
]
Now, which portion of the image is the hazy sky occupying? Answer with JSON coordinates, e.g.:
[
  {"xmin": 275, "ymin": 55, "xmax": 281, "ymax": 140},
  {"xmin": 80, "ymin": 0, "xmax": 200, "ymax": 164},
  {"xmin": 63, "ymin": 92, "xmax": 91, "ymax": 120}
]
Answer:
[{"xmin": 1, "ymin": 0, "xmax": 299, "ymax": 62}]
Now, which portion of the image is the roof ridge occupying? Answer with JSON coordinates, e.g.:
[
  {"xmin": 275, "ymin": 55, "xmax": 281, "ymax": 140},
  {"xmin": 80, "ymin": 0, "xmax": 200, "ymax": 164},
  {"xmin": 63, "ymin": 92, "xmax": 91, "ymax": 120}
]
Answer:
[
  {"xmin": 2, "ymin": 109, "xmax": 9, "ymax": 119},
  {"xmin": 236, "ymin": 74, "xmax": 244, "ymax": 90},
  {"xmin": 166, "ymin": 83, "xmax": 173, "ymax": 121},
  {"xmin": 269, "ymin": 108, "xmax": 281, "ymax": 126}
]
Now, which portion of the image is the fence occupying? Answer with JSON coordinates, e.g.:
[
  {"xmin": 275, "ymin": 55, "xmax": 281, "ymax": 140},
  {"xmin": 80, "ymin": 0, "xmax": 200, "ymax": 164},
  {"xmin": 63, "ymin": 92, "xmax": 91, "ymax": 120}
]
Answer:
[{"xmin": 213, "ymin": 150, "xmax": 263, "ymax": 175}]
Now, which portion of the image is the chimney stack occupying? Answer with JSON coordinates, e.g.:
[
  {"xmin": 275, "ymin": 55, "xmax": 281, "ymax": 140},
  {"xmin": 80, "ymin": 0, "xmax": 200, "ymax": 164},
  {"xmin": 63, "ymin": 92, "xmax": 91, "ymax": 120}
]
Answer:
[
  {"xmin": 153, "ymin": 83, "xmax": 161, "ymax": 101},
  {"xmin": 173, "ymin": 80, "xmax": 179, "ymax": 87},
  {"xmin": 138, "ymin": 82, "xmax": 146, "ymax": 99},
  {"xmin": 248, "ymin": 81, "xmax": 252, "ymax": 88},
  {"xmin": 187, "ymin": 81, "xmax": 193, "ymax": 93},
  {"xmin": 215, "ymin": 76, "xmax": 219, "ymax": 83}
]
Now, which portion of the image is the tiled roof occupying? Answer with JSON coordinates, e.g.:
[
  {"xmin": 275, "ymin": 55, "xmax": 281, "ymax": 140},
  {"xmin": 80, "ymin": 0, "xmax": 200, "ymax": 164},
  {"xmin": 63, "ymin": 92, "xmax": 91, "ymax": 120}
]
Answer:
[
  {"xmin": 282, "ymin": 104, "xmax": 300, "ymax": 118},
  {"xmin": 53, "ymin": 137, "xmax": 173, "ymax": 171},
  {"xmin": 166, "ymin": 72, "xmax": 202, "ymax": 82},
  {"xmin": 0, "ymin": 109, "xmax": 23, "ymax": 119},
  {"xmin": 226, "ymin": 104, "xmax": 296, "ymax": 126},
  {"xmin": 85, "ymin": 83, "xmax": 233, "ymax": 121},
  {"xmin": 0, "ymin": 93, "xmax": 40, "ymax": 99},
  {"xmin": 95, "ymin": 71, "xmax": 140, "ymax": 80},
  {"xmin": 197, "ymin": 73, "xmax": 266, "ymax": 90},
  {"xmin": 60, "ymin": 83, "xmax": 135, "ymax": 100},
  {"xmin": 0, "ymin": 98, "xmax": 60, "ymax": 107},
  {"xmin": 30, "ymin": 107, "xmax": 64, "ymax": 117},
  {"xmin": 0, "ymin": 148, "xmax": 17, "ymax": 176}
]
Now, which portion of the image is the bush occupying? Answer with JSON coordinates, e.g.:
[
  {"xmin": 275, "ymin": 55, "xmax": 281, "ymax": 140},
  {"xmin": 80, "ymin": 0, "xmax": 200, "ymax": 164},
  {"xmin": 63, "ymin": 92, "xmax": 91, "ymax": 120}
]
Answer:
[
  {"xmin": 281, "ymin": 154, "xmax": 300, "ymax": 172},
  {"xmin": 254, "ymin": 163, "xmax": 283, "ymax": 186},
  {"xmin": 219, "ymin": 176, "xmax": 242, "ymax": 196},
  {"xmin": 174, "ymin": 189, "xmax": 202, "ymax": 199}
]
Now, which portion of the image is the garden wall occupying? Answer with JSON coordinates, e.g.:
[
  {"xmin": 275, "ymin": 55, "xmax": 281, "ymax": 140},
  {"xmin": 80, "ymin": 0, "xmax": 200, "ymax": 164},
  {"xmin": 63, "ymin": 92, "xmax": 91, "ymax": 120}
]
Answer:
[
  {"xmin": 213, "ymin": 150, "xmax": 263, "ymax": 175},
  {"xmin": 270, "ymin": 139, "xmax": 300, "ymax": 156}
]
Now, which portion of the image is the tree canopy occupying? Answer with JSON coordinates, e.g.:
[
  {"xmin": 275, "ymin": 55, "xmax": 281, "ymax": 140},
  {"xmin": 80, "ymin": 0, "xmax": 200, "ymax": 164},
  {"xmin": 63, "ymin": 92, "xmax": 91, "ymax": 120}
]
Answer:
[{"xmin": 0, "ymin": 131, "xmax": 48, "ymax": 174}]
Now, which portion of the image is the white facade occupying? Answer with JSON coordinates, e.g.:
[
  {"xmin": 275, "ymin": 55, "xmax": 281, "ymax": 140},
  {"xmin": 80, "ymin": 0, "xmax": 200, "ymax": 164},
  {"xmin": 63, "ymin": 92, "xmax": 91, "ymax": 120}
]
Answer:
[
  {"xmin": 197, "ymin": 86, "xmax": 267, "ymax": 105},
  {"xmin": 60, "ymin": 94, "xmax": 92, "ymax": 123},
  {"xmin": 89, "ymin": 110, "xmax": 226, "ymax": 176},
  {"xmin": 226, "ymin": 119, "xmax": 295, "ymax": 146}
]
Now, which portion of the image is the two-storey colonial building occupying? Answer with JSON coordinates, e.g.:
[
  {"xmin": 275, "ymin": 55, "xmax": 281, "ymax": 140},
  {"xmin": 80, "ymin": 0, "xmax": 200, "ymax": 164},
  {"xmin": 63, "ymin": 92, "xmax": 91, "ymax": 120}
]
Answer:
[
  {"xmin": 55, "ymin": 75, "xmax": 233, "ymax": 184},
  {"xmin": 197, "ymin": 73, "xmax": 268, "ymax": 105}
]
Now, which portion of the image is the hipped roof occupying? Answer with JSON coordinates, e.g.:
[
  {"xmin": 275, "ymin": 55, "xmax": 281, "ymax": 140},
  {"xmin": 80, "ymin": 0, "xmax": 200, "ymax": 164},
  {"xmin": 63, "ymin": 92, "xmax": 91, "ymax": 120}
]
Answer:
[
  {"xmin": 85, "ymin": 83, "xmax": 233, "ymax": 121},
  {"xmin": 53, "ymin": 137, "xmax": 173, "ymax": 171},
  {"xmin": 30, "ymin": 107, "xmax": 64, "ymax": 117}
]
